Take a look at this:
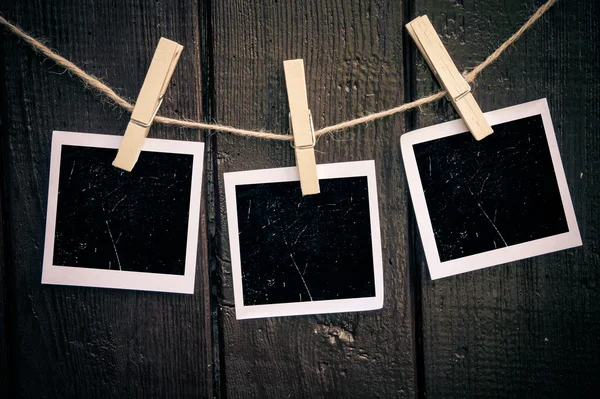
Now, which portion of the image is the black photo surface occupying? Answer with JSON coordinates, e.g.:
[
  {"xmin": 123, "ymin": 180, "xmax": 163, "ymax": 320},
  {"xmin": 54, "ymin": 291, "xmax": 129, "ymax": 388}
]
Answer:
[
  {"xmin": 235, "ymin": 177, "xmax": 376, "ymax": 306},
  {"xmin": 413, "ymin": 114, "xmax": 569, "ymax": 262},
  {"xmin": 402, "ymin": 100, "xmax": 581, "ymax": 280},
  {"xmin": 53, "ymin": 145, "xmax": 193, "ymax": 275}
]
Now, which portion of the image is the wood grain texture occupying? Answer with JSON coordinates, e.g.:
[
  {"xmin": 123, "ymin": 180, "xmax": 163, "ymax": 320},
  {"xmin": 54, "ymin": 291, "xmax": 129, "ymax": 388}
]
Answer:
[
  {"xmin": 0, "ymin": 1, "xmax": 212, "ymax": 397},
  {"xmin": 211, "ymin": 1, "xmax": 416, "ymax": 397},
  {"xmin": 2, "ymin": 0, "xmax": 599, "ymax": 397},
  {"xmin": 411, "ymin": 0, "xmax": 600, "ymax": 397},
  {"xmin": 0, "ymin": 67, "xmax": 10, "ymax": 396}
]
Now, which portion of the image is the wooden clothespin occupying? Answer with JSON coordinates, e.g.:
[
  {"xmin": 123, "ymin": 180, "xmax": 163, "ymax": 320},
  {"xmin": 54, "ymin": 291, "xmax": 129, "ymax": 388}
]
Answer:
[
  {"xmin": 113, "ymin": 38, "xmax": 183, "ymax": 171},
  {"xmin": 283, "ymin": 59, "xmax": 320, "ymax": 196},
  {"xmin": 406, "ymin": 15, "xmax": 493, "ymax": 140}
]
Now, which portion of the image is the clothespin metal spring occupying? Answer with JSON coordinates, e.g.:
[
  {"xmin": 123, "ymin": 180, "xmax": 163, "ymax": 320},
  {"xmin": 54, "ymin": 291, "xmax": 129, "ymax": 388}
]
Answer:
[
  {"xmin": 130, "ymin": 96, "xmax": 164, "ymax": 128},
  {"xmin": 289, "ymin": 111, "xmax": 316, "ymax": 150}
]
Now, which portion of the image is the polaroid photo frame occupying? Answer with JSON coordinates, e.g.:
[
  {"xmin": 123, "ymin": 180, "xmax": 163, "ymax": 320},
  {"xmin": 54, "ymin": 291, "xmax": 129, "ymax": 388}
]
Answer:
[
  {"xmin": 224, "ymin": 160, "xmax": 384, "ymax": 319},
  {"xmin": 401, "ymin": 99, "xmax": 582, "ymax": 279},
  {"xmin": 42, "ymin": 131, "xmax": 205, "ymax": 294}
]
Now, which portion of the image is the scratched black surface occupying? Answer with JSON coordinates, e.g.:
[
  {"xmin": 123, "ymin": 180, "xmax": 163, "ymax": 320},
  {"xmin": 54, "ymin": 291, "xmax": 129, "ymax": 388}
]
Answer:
[
  {"xmin": 413, "ymin": 114, "xmax": 569, "ymax": 262},
  {"xmin": 53, "ymin": 144, "xmax": 194, "ymax": 275},
  {"xmin": 235, "ymin": 176, "xmax": 376, "ymax": 305}
]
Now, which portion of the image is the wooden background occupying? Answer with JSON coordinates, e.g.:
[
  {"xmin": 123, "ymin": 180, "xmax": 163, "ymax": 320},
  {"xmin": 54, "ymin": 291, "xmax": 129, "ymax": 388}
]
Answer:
[{"xmin": 1, "ymin": 0, "xmax": 598, "ymax": 397}]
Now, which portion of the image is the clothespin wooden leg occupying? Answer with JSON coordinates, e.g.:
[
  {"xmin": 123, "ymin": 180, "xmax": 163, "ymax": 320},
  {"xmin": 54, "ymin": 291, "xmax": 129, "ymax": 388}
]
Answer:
[
  {"xmin": 406, "ymin": 15, "xmax": 493, "ymax": 140},
  {"xmin": 284, "ymin": 59, "xmax": 320, "ymax": 196},
  {"xmin": 113, "ymin": 37, "xmax": 183, "ymax": 171}
]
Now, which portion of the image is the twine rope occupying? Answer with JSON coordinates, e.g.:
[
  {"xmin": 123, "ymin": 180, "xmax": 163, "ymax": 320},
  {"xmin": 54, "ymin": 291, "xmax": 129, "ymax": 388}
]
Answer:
[{"xmin": 0, "ymin": 0, "xmax": 557, "ymax": 141}]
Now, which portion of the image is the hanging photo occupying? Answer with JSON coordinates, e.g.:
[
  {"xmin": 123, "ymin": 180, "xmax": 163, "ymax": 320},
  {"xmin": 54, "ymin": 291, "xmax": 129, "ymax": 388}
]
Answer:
[
  {"xmin": 42, "ymin": 131, "xmax": 205, "ymax": 293},
  {"xmin": 401, "ymin": 99, "xmax": 582, "ymax": 279},
  {"xmin": 224, "ymin": 160, "xmax": 384, "ymax": 319}
]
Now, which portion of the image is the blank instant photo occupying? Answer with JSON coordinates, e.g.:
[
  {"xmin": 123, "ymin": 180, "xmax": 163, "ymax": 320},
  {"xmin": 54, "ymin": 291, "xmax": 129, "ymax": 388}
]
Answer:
[
  {"xmin": 401, "ymin": 99, "xmax": 582, "ymax": 279},
  {"xmin": 224, "ymin": 160, "xmax": 384, "ymax": 319},
  {"xmin": 42, "ymin": 131, "xmax": 204, "ymax": 293}
]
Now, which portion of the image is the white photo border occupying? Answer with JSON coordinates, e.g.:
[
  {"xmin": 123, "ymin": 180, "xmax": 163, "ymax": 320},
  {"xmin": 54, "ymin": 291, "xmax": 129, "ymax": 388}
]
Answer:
[
  {"xmin": 224, "ymin": 160, "xmax": 384, "ymax": 319},
  {"xmin": 401, "ymin": 99, "xmax": 582, "ymax": 280},
  {"xmin": 42, "ymin": 131, "xmax": 205, "ymax": 294}
]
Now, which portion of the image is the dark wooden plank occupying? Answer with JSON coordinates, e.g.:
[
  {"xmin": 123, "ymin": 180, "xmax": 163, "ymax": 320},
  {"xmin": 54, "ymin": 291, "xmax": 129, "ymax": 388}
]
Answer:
[
  {"xmin": 0, "ymin": 77, "xmax": 10, "ymax": 397},
  {"xmin": 211, "ymin": 1, "xmax": 417, "ymax": 397},
  {"xmin": 0, "ymin": 1, "xmax": 212, "ymax": 397},
  {"xmin": 411, "ymin": 1, "xmax": 600, "ymax": 397}
]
